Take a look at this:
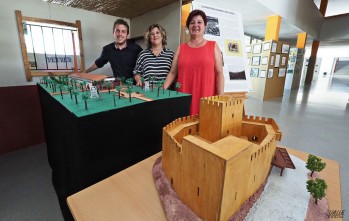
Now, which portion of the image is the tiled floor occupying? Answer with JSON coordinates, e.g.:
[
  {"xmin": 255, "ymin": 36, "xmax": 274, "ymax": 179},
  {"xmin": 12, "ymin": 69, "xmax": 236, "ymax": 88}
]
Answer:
[
  {"xmin": 245, "ymin": 72, "xmax": 349, "ymax": 215},
  {"xmin": 0, "ymin": 72, "xmax": 348, "ymax": 220}
]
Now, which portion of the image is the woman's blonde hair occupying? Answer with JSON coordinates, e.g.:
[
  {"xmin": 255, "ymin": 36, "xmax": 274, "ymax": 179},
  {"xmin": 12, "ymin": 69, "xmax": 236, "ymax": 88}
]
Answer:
[{"xmin": 144, "ymin": 24, "xmax": 167, "ymax": 48}]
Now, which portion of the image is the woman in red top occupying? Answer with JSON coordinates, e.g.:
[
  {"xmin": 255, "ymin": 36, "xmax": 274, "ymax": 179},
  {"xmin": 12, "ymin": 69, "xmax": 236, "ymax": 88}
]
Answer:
[{"xmin": 163, "ymin": 9, "xmax": 224, "ymax": 115}]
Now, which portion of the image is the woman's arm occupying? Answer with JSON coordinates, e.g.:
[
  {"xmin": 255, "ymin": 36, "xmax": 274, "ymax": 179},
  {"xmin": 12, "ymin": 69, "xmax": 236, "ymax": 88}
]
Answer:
[
  {"xmin": 163, "ymin": 46, "xmax": 180, "ymax": 89},
  {"xmin": 133, "ymin": 52, "xmax": 144, "ymax": 86},
  {"xmin": 214, "ymin": 43, "xmax": 224, "ymax": 95},
  {"xmin": 134, "ymin": 74, "xmax": 142, "ymax": 86}
]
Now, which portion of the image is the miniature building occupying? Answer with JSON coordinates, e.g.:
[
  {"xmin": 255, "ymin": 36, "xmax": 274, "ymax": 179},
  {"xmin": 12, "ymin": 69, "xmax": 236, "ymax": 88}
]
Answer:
[
  {"xmin": 69, "ymin": 73, "xmax": 115, "ymax": 89},
  {"xmin": 162, "ymin": 95, "xmax": 282, "ymax": 221}
]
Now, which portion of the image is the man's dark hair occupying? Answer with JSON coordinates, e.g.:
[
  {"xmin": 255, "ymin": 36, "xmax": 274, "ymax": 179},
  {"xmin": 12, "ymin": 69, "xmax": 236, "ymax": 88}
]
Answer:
[{"xmin": 113, "ymin": 19, "xmax": 129, "ymax": 34}]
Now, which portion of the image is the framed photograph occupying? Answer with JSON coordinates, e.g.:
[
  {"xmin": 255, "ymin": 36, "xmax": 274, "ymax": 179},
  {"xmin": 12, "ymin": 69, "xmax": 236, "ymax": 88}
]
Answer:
[
  {"xmin": 278, "ymin": 68, "xmax": 286, "ymax": 77},
  {"xmin": 268, "ymin": 69, "xmax": 274, "ymax": 78},
  {"xmin": 270, "ymin": 55, "xmax": 274, "ymax": 66},
  {"xmin": 253, "ymin": 44, "xmax": 262, "ymax": 54},
  {"xmin": 252, "ymin": 56, "xmax": 261, "ymax": 66},
  {"xmin": 250, "ymin": 68, "xmax": 259, "ymax": 77},
  {"xmin": 275, "ymin": 54, "xmax": 281, "ymax": 68},
  {"xmin": 261, "ymin": 56, "xmax": 268, "ymax": 65},
  {"xmin": 245, "ymin": 46, "xmax": 251, "ymax": 53},
  {"xmin": 271, "ymin": 42, "xmax": 277, "ymax": 53},
  {"xmin": 282, "ymin": 44, "xmax": 290, "ymax": 54},
  {"xmin": 281, "ymin": 56, "xmax": 287, "ymax": 66},
  {"xmin": 263, "ymin": 42, "xmax": 271, "ymax": 51},
  {"xmin": 260, "ymin": 70, "xmax": 266, "ymax": 78},
  {"xmin": 228, "ymin": 65, "xmax": 246, "ymax": 80}
]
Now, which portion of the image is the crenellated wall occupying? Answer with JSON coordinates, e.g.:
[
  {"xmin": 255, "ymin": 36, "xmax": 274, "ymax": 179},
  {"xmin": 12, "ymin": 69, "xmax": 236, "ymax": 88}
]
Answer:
[
  {"xmin": 243, "ymin": 115, "xmax": 282, "ymax": 141},
  {"xmin": 162, "ymin": 115, "xmax": 200, "ymax": 181},
  {"xmin": 162, "ymin": 96, "xmax": 281, "ymax": 221}
]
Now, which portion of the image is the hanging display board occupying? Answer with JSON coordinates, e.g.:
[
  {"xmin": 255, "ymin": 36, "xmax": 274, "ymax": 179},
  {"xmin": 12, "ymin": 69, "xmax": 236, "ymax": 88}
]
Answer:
[{"xmin": 192, "ymin": 2, "xmax": 253, "ymax": 93}]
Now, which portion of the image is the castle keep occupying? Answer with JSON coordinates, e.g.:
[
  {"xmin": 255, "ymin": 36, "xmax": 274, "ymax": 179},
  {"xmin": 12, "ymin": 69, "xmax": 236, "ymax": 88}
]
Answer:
[{"xmin": 162, "ymin": 95, "xmax": 282, "ymax": 221}]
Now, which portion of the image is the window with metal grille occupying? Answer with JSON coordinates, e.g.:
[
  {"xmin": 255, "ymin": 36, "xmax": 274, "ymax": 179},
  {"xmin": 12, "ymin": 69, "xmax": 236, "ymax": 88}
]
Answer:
[
  {"xmin": 24, "ymin": 21, "xmax": 80, "ymax": 71},
  {"xmin": 16, "ymin": 10, "xmax": 85, "ymax": 81}
]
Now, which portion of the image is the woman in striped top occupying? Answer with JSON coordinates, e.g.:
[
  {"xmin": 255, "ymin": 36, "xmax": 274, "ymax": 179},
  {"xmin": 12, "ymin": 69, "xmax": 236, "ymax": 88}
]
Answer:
[{"xmin": 133, "ymin": 24, "xmax": 175, "ymax": 87}]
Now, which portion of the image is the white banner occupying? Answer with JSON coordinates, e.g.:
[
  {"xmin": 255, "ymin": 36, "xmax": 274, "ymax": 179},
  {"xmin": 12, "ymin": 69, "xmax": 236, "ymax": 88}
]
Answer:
[{"xmin": 192, "ymin": 2, "xmax": 253, "ymax": 92}]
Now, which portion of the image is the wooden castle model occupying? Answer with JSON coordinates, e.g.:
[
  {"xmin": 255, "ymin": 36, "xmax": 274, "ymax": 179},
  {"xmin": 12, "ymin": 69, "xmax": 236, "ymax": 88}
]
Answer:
[{"xmin": 162, "ymin": 95, "xmax": 282, "ymax": 221}]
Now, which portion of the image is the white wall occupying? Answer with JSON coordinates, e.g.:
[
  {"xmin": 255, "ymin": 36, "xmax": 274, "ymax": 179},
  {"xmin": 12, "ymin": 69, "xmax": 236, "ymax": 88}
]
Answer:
[
  {"xmin": 304, "ymin": 45, "xmax": 349, "ymax": 78},
  {"xmin": 0, "ymin": 0, "xmax": 124, "ymax": 87},
  {"xmin": 130, "ymin": 1, "xmax": 181, "ymax": 51}
]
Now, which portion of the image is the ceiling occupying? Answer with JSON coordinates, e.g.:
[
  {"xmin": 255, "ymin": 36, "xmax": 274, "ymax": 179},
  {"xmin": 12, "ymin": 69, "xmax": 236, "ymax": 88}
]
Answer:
[
  {"xmin": 230, "ymin": 0, "xmax": 349, "ymax": 43},
  {"xmin": 42, "ymin": 0, "xmax": 348, "ymax": 43},
  {"xmin": 42, "ymin": 0, "xmax": 179, "ymax": 18}
]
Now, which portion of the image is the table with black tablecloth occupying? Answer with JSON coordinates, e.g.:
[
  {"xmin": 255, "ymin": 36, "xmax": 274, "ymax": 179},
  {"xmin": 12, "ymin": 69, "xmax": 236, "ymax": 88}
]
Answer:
[{"xmin": 37, "ymin": 84, "xmax": 191, "ymax": 220}]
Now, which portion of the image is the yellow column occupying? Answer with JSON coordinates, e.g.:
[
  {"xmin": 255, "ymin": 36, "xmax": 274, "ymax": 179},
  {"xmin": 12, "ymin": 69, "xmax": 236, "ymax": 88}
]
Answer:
[
  {"xmin": 264, "ymin": 15, "xmax": 281, "ymax": 41},
  {"xmin": 181, "ymin": 4, "xmax": 191, "ymax": 27},
  {"xmin": 296, "ymin": 32, "xmax": 307, "ymax": 49}
]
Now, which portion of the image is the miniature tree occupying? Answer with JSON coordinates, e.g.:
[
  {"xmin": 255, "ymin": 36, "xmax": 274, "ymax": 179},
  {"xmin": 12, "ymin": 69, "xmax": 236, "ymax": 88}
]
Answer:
[
  {"xmin": 126, "ymin": 86, "xmax": 133, "ymax": 102},
  {"xmin": 113, "ymin": 93, "xmax": 116, "ymax": 106},
  {"xmin": 125, "ymin": 78, "xmax": 134, "ymax": 88},
  {"xmin": 306, "ymin": 154, "xmax": 326, "ymax": 177},
  {"xmin": 41, "ymin": 76, "xmax": 47, "ymax": 85},
  {"xmin": 81, "ymin": 93, "xmax": 89, "ymax": 110},
  {"xmin": 105, "ymin": 81, "xmax": 112, "ymax": 94},
  {"xmin": 69, "ymin": 78, "xmax": 73, "ymax": 87},
  {"xmin": 156, "ymin": 80, "xmax": 163, "ymax": 97},
  {"xmin": 80, "ymin": 81, "xmax": 85, "ymax": 92},
  {"xmin": 73, "ymin": 79, "xmax": 78, "ymax": 89},
  {"xmin": 161, "ymin": 79, "xmax": 165, "ymax": 94},
  {"xmin": 306, "ymin": 178, "xmax": 327, "ymax": 205},
  {"xmin": 47, "ymin": 79, "xmax": 52, "ymax": 89},
  {"xmin": 115, "ymin": 86, "xmax": 121, "ymax": 99},
  {"xmin": 52, "ymin": 81, "xmax": 57, "ymax": 93},
  {"xmin": 149, "ymin": 75, "xmax": 156, "ymax": 91},
  {"xmin": 72, "ymin": 90, "xmax": 79, "ymax": 104},
  {"xmin": 67, "ymin": 85, "xmax": 73, "ymax": 99},
  {"xmin": 141, "ymin": 77, "xmax": 145, "ymax": 89},
  {"xmin": 62, "ymin": 75, "xmax": 69, "ymax": 85},
  {"xmin": 83, "ymin": 80, "xmax": 88, "ymax": 91},
  {"xmin": 58, "ymin": 84, "xmax": 66, "ymax": 99},
  {"xmin": 43, "ymin": 76, "xmax": 48, "ymax": 87},
  {"xmin": 97, "ymin": 80, "xmax": 104, "ymax": 93},
  {"xmin": 175, "ymin": 82, "xmax": 181, "ymax": 94}
]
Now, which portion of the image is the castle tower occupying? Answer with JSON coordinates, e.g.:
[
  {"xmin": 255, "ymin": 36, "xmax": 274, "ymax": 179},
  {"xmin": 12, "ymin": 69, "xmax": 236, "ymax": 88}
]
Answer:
[
  {"xmin": 199, "ymin": 96, "xmax": 244, "ymax": 142},
  {"xmin": 162, "ymin": 95, "xmax": 280, "ymax": 221}
]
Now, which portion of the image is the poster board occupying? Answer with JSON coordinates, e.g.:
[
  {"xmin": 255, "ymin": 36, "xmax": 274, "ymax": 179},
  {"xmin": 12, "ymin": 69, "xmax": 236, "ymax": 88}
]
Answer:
[
  {"xmin": 192, "ymin": 2, "xmax": 252, "ymax": 93},
  {"xmin": 246, "ymin": 40, "xmax": 290, "ymax": 100}
]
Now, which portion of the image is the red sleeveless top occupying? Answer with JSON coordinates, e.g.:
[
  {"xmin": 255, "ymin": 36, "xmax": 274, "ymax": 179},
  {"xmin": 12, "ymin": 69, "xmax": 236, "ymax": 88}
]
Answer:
[{"xmin": 178, "ymin": 41, "xmax": 216, "ymax": 115}]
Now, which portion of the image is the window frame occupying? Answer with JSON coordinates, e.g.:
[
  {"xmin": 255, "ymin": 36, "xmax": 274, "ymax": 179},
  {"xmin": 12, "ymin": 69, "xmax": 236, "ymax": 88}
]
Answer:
[{"xmin": 15, "ymin": 10, "xmax": 85, "ymax": 81}]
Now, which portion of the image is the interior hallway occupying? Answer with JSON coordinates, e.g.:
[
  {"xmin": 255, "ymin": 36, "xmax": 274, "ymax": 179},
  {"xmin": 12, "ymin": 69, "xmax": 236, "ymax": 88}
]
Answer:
[
  {"xmin": 0, "ymin": 72, "xmax": 348, "ymax": 220},
  {"xmin": 245, "ymin": 72, "xmax": 349, "ymax": 216}
]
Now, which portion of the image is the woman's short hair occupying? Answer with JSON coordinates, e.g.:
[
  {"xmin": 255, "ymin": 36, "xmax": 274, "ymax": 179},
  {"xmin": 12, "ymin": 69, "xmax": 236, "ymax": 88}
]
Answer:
[
  {"xmin": 144, "ymin": 24, "xmax": 167, "ymax": 48},
  {"xmin": 186, "ymin": 9, "xmax": 207, "ymax": 28}
]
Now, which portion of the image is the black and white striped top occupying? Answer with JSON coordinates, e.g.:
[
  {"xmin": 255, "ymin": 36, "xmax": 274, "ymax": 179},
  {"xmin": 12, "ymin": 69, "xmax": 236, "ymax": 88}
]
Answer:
[{"xmin": 133, "ymin": 48, "xmax": 175, "ymax": 83}]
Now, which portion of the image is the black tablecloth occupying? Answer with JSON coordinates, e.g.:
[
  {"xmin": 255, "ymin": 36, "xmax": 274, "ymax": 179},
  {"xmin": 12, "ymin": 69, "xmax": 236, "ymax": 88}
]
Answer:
[{"xmin": 37, "ymin": 84, "xmax": 191, "ymax": 220}]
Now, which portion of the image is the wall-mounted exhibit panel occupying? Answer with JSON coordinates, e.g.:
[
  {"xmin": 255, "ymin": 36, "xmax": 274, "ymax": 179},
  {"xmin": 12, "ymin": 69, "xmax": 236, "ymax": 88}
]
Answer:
[{"xmin": 246, "ymin": 40, "xmax": 290, "ymax": 100}]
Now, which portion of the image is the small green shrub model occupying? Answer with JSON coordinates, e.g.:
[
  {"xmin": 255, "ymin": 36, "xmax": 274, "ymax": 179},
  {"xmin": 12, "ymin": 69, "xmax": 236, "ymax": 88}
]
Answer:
[
  {"xmin": 306, "ymin": 154, "xmax": 326, "ymax": 177},
  {"xmin": 306, "ymin": 178, "xmax": 327, "ymax": 205}
]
